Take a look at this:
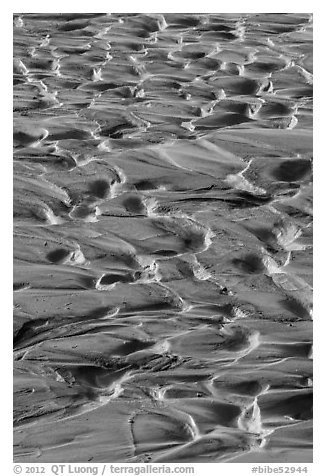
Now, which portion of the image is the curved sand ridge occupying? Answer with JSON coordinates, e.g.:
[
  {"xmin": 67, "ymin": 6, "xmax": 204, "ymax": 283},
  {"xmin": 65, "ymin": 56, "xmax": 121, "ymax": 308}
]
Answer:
[{"xmin": 13, "ymin": 13, "xmax": 312, "ymax": 463}]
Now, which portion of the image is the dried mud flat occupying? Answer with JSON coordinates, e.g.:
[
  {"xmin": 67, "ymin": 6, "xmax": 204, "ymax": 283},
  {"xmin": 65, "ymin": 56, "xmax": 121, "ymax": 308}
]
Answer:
[{"xmin": 13, "ymin": 13, "xmax": 313, "ymax": 463}]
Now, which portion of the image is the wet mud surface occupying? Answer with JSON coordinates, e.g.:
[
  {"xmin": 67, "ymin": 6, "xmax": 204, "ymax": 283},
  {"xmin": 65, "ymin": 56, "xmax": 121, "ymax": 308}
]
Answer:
[{"xmin": 13, "ymin": 13, "xmax": 313, "ymax": 463}]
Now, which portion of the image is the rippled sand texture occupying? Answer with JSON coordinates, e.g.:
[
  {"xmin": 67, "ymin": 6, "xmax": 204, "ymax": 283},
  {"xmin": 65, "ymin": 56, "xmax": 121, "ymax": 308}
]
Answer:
[{"xmin": 13, "ymin": 13, "xmax": 313, "ymax": 463}]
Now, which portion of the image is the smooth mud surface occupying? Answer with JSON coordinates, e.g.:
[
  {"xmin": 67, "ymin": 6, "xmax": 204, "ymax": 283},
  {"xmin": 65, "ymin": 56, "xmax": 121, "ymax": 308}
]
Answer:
[{"xmin": 13, "ymin": 13, "xmax": 313, "ymax": 463}]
